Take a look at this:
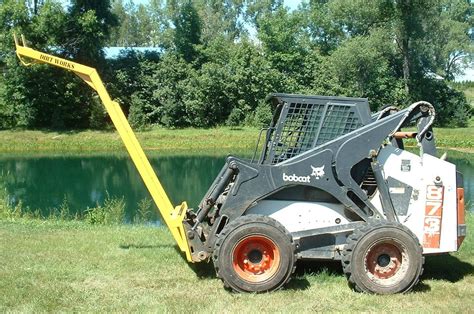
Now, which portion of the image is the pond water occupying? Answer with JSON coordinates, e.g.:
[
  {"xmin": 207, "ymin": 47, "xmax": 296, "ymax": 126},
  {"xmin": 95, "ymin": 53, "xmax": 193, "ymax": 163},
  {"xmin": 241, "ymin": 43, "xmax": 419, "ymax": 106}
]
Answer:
[
  {"xmin": 0, "ymin": 153, "xmax": 227, "ymax": 221},
  {"xmin": 0, "ymin": 151, "xmax": 472, "ymax": 221}
]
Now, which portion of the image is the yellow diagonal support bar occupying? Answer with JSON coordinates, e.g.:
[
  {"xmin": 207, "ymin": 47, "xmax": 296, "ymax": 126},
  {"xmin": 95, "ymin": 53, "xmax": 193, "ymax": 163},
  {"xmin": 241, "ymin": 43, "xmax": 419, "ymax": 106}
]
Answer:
[{"xmin": 13, "ymin": 35, "xmax": 192, "ymax": 262}]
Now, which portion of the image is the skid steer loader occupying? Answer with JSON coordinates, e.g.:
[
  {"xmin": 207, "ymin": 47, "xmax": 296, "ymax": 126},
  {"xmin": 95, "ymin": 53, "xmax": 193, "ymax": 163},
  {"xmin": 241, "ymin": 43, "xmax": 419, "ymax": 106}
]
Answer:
[{"xmin": 14, "ymin": 35, "xmax": 466, "ymax": 295}]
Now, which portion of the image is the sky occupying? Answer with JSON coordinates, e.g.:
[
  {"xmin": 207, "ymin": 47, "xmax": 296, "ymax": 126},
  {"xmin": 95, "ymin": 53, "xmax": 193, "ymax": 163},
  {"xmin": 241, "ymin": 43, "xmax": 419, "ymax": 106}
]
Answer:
[{"xmin": 457, "ymin": 67, "xmax": 474, "ymax": 82}]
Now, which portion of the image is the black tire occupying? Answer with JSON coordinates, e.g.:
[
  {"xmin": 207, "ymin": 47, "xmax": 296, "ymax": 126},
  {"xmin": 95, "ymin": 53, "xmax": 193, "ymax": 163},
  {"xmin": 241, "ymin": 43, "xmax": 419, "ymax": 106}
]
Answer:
[
  {"xmin": 213, "ymin": 215, "xmax": 296, "ymax": 293},
  {"xmin": 341, "ymin": 222, "xmax": 424, "ymax": 294}
]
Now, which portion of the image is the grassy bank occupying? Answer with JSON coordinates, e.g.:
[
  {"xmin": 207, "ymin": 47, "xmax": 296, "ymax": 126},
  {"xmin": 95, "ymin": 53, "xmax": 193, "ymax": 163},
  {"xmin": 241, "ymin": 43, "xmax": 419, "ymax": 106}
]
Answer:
[
  {"xmin": 0, "ymin": 124, "xmax": 473, "ymax": 154},
  {"xmin": 0, "ymin": 127, "xmax": 260, "ymax": 155},
  {"xmin": 0, "ymin": 215, "xmax": 472, "ymax": 312}
]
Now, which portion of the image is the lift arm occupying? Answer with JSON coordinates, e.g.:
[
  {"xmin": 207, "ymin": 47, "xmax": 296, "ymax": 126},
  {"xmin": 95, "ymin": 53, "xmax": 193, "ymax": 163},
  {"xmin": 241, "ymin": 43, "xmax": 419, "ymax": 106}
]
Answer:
[{"xmin": 14, "ymin": 35, "xmax": 192, "ymax": 262}]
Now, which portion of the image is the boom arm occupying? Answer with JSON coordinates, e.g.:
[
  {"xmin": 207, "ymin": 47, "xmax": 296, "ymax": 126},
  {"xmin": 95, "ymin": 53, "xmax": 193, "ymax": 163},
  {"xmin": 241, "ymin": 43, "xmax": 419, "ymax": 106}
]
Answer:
[{"xmin": 14, "ymin": 35, "xmax": 192, "ymax": 261}]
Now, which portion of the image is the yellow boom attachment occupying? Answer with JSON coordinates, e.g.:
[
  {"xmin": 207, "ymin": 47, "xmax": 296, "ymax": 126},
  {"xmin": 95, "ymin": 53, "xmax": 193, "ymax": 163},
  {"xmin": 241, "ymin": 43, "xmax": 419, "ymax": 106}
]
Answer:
[{"xmin": 14, "ymin": 35, "xmax": 192, "ymax": 262}]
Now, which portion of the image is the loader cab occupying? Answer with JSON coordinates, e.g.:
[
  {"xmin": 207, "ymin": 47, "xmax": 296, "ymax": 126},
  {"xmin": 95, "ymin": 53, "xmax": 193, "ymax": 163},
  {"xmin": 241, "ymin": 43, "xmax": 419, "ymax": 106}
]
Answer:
[{"xmin": 257, "ymin": 94, "xmax": 372, "ymax": 164}]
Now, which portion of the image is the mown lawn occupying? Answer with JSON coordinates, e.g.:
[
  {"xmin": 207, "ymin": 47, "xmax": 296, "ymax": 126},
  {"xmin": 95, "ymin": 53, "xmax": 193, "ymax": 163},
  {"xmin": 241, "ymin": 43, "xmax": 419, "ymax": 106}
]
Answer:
[
  {"xmin": 0, "ymin": 127, "xmax": 260, "ymax": 155},
  {"xmin": 0, "ymin": 214, "xmax": 472, "ymax": 312},
  {"xmin": 0, "ymin": 124, "xmax": 472, "ymax": 154}
]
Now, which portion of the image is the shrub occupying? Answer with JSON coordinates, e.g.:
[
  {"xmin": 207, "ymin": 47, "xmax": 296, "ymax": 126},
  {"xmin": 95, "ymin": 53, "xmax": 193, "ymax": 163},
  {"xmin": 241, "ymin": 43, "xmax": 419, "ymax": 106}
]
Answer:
[
  {"xmin": 85, "ymin": 195, "xmax": 125, "ymax": 225},
  {"xmin": 226, "ymin": 107, "xmax": 244, "ymax": 128},
  {"xmin": 251, "ymin": 101, "xmax": 273, "ymax": 127}
]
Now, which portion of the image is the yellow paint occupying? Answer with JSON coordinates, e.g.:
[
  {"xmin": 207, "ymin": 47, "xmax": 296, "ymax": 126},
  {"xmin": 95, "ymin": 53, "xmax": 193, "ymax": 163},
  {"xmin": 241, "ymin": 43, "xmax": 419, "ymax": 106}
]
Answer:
[{"xmin": 14, "ymin": 34, "xmax": 192, "ymax": 262}]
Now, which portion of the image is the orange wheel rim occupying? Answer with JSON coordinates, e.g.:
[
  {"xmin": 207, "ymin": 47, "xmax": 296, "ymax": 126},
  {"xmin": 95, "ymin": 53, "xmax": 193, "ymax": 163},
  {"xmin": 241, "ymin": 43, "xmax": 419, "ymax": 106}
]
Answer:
[
  {"xmin": 365, "ymin": 241, "xmax": 406, "ymax": 281},
  {"xmin": 232, "ymin": 235, "xmax": 280, "ymax": 283}
]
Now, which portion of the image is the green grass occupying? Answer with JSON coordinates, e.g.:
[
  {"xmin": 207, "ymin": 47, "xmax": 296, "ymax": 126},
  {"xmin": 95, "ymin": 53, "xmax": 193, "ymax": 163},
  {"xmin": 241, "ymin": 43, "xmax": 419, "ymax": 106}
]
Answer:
[
  {"xmin": 0, "ymin": 125, "xmax": 472, "ymax": 155},
  {"xmin": 0, "ymin": 215, "xmax": 472, "ymax": 312},
  {"xmin": 0, "ymin": 127, "xmax": 260, "ymax": 155},
  {"xmin": 432, "ymin": 123, "xmax": 474, "ymax": 150}
]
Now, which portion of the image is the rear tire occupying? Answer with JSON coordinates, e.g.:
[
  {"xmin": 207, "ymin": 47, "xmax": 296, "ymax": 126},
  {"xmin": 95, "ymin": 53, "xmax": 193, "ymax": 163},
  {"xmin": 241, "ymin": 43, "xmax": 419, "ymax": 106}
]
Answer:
[
  {"xmin": 213, "ymin": 215, "xmax": 296, "ymax": 293},
  {"xmin": 341, "ymin": 222, "xmax": 424, "ymax": 294}
]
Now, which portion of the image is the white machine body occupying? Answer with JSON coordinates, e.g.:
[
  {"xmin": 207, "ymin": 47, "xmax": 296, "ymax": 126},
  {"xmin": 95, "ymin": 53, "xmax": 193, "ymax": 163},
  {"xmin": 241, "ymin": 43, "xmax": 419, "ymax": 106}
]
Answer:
[
  {"xmin": 247, "ymin": 145, "xmax": 459, "ymax": 255},
  {"xmin": 376, "ymin": 146, "xmax": 458, "ymax": 254}
]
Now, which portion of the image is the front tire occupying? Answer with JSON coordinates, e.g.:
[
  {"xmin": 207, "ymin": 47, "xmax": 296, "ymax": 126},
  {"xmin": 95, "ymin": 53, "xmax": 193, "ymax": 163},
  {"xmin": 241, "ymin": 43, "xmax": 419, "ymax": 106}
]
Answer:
[
  {"xmin": 341, "ymin": 222, "xmax": 424, "ymax": 294},
  {"xmin": 213, "ymin": 215, "xmax": 296, "ymax": 293}
]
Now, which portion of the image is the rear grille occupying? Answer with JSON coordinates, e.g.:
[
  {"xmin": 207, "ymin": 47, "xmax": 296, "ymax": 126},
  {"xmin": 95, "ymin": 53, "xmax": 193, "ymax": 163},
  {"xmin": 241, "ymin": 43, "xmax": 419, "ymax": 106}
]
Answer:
[{"xmin": 264, "ymin": 94, "xmax": 370, "ymax": 164}]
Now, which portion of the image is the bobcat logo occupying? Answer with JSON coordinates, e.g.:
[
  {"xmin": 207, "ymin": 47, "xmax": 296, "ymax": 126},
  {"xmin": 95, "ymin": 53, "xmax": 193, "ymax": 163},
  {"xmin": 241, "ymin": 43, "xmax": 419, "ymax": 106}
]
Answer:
[{"xmin": 310, "ymin": 165, "xmax": 325, "ymax": 180}]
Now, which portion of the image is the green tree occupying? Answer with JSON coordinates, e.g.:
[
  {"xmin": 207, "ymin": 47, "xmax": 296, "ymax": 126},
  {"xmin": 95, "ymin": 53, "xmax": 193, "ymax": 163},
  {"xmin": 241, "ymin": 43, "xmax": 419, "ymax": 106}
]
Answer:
[
  {"xmin": 301, "ymin": 0, "xmax": 471, "ymax": 124},
  {"xmin": 326, "ymin": 31, "xmax": 407, "ymax": 110},
  {"xmin": 125, "ymin": 53, "xmax": 193, "ymax": 128},
  {"xmin": 431, "ymin": 0, "xmax": 473, "ymax": 80},
  {"xmin": 1, "ymin": 0, "xmax": 471, "ymax": 130},
  {"xmin": 108, "ymin": 0, "xmax": 132, "ymax": 46},
  {"xmin": 0, "ymin": 0, "xmax": 87, "ymax": 129},
  {"xmin": 195, "ymin": 0, "xmax": 245, "ymax": 43},
  {"xmin": 148, "ymin": 0, "xmax": 172, "ymax": 47},
  {"xmin": 0, "ymin": 0, "xmax": 119, "ymax": 129},
  {"xmin": 173, "ymin": 1, "xmax": 201, "ymax": 63},
  {"xmin": 64, "ymin": 0, "xmax": 118, "ymax": 66},
  {"xmin": 244, "ymin": 0, "xmax": 283, "ymax": 26},
  {"xmin": 301, "ymin": 0, "xmax": 344, "ymax": 55},
  {"xmin": 109, "ymin": 1, "xmax": 156, "ymax": 46},
  {"xmin": 257, "ymin": 7, "xmax": 309, "ymax": 89},
  {"xmin": 227, "ymin": 39, "xmax": 287, "ymax": 115}
]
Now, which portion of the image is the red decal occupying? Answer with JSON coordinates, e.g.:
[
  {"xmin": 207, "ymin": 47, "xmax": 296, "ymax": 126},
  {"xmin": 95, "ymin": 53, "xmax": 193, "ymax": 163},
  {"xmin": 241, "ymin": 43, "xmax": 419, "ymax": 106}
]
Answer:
[{"xmin": 423, "ymin": 185, "xmax": 444, "ymax": 248}]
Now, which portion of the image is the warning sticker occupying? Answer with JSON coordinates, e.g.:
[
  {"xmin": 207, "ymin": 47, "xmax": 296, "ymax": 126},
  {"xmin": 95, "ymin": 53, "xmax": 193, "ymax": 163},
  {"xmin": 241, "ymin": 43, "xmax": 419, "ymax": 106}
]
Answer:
[{"xmin": 401, "ymin": 159, "xmax": 411, "ymax": 172}]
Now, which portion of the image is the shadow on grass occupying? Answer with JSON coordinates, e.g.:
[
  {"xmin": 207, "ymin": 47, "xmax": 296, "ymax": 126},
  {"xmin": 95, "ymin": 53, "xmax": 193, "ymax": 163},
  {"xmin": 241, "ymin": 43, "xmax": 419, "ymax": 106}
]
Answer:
[
  {"xmin": 285, "ymin": 277, "xmax": 311, "ymax": 291},
  {"xmin": 413, "ymin": 254, "xmax": 473, "ymax": 293},
  {"xmin": 422, "ymin": 254, "xmax": 474, "ymax": 282},
  {"xmin": 119, "ymin": 243, "xmax": 174, "ymax": 249},
  {"xmin": 412, "ymin": 282, "xmax": 431, "ymax": 292},
  {"xmin": 182, "ymin": 252, "xmax": 312, "ymax": 291},
  {"xmin": 284, "ymin": 260, "xmax": 343, "ymax": 291},
  {"xmin": 295, "ymin": 260, "xmax": 344, "ymax": 277},
  {"xmin": 170, "ymin": 246, "xmax": 217, "ymax": 279},
  {"xmin": 293, "ymin": 255, "xmax": 473, "ymax": 293},
  {"xmin": 188, "ymin": 262, "xmax": 217, "ymax": 279},
  {"xmin": 187, "ymin": 261, "xmax": 313, "ymax": 292},
  {"xmin": 294, "ymin": 254, "xmax": 474, "ymax": 283},
  {"xmin": 38, "ymin": 128, "xmax": 116, "ymax": 135}
]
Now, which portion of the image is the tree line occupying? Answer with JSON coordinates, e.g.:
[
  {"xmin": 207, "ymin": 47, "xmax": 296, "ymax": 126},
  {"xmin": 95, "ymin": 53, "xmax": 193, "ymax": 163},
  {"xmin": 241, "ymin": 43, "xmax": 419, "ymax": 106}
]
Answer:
[{"xmin": 0, "ymin": 0, "xmax": 472, "ymax": 129}]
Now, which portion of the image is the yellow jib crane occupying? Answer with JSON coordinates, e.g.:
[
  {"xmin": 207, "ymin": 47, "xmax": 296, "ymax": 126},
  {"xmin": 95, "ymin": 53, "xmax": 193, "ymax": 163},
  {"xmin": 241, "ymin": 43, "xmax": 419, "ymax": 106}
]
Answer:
[{"xmin": 13, "ymin": 34, "xmax": 193, "ymax": 262}]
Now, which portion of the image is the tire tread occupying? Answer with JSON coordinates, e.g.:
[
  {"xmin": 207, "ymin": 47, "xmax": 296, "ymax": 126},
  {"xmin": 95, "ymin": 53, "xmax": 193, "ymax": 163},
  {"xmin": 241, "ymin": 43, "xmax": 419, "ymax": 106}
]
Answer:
[
  {"xmin": 341, "ymin": 221, "xmax": 424, "ymax": 294},
  {"xmin": 213, "ymin": 214, "xmax": 297, "ymax": 292}
]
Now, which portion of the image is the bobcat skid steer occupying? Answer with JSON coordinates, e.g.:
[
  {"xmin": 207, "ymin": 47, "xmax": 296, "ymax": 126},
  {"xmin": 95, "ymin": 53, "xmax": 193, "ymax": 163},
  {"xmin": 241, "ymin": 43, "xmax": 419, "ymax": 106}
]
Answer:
[
  {"xmin": 184, "ymin": 94, "xmax": 466, "ymax": 294},
  {"xmin": 15, "ymin": 36, "xmax": 466, "ymax": 295}
]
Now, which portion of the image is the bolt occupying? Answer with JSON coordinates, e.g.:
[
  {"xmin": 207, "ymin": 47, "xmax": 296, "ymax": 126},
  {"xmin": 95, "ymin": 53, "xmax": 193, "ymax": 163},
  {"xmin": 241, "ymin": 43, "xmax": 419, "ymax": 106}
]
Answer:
[{"xmin": 197, "ymin": 251, "xmax": 208, "ymax": 261}]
